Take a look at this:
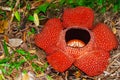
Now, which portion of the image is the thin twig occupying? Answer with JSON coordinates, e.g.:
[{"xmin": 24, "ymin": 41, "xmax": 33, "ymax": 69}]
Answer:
[{"xmin": 112, "ymin": 52, "xmax": 120, "ymax": 59}]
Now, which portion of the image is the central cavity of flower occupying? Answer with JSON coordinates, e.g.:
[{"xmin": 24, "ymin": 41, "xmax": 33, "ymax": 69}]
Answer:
[{"xmin": 65, "ymin": 28, "xmax": 90, "ymax": 48}]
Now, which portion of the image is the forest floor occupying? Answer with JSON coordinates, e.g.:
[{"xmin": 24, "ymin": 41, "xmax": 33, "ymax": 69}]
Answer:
[{"xmin": 0, "ymin": 0, "xmax": 120, "ymax": 80}]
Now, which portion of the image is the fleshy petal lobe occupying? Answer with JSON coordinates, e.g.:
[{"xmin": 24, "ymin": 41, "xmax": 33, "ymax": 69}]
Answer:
[
  {"xmin": 35, "ymin": 18, "xmax": 63, "ymax": 54},
  {"xmin": 47, "ymin": 51, "xmax": 74, "ymax": 72},
  {"xmin": 93, "ymin": 23, "xmax": 118, "ymax": 51},
  {"xmin": 62, "ymin": 7, "xmax": 94, "ymax": 29},
  {"xmin": 74, "ymin": 49, "xmax": 109, "ymax": 76}
]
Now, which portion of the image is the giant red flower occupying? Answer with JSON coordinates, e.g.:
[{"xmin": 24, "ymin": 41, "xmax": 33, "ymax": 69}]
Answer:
[{"xmin": 35, "ymin": 7, "xmax": 118, "ymax": 76}]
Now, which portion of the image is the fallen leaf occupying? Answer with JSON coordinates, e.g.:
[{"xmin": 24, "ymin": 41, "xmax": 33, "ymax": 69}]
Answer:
[
  {"xmin": 14, "ymin": 11, "xmax": 21, "ymax": 21},
  {"xmin": 31, "ymin": 1, "xmax": 43, "ymax": 9},
  {"xmin": 22, "ymin": 73, "xmax": 29, "ymax": 80},
  {"xmin": 0, "ymin": 20, "xmax": 9, "ymax": 33},
  {"xmin": 0, "ymin": 52, "xmax": 5, "ymax": 60},
  {"xmin": 22, "ymin": 31, "xmax": 27, "ymax": 42},
  {"xmin": 28, "ymin": 49, "xmax": 36, "ymax": 54},
  {"xmin": 112, "ymin": 27, "xmax": 117, "ymax": 34},
  {"xmin": 35, "ymin": 2, "xmax": 50, "ymax": 14},
  {"xmin": 4, "ymin": 35, "xmax": 9, "ymax": 42},
  {"xmin": 0, "ymin": 70, "xmax": 6, "ymax": 80},
  {"xmin": 8, "ymin": 46, "xmax": 13, "ymax": 54},
  {"xmin": 82, "ymin": 78, "xmax": 87, "ymax": 80},
  {"xmin": 9, "ymin": 38, "xmax": 23, "ymax": 47},
  {"xmin": 74, "ymin": 71, "xmax": 82, "ymax": 78},
  {"xmin": 34, "ymin": 13, "xmax": 39, "ymax": 26},
  {"xmin": 3, "ymin": 20, "xmax": 8, "ymax": 29},
  {"xmin": 15, "ymin": 72, "xmax": 35, "ymax": 80}
]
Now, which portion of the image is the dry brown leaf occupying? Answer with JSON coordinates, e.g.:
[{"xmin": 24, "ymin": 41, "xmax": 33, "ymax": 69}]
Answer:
[
  {"xmin": 4, "ymin": 35, "xmax": 9, "ymax": 42},
  {"xmin": 34, "ymin": 61, "xmax": 44, "ymax": 65},
  {"xmin": 0, "ymin": 52, "xmax": 5, "ymax": 60},
  {"xmin": 9, "ymin": 38, "xmax": 23, "ymax": 47},
  {"xmin": 22, "ymin": 31, "xmax": 27, "ymax": 42},
  {"xmin": 22, "ymin": 73, "xmax": 29, "ymax": 80},
  {"xmin": 0, "ymin": 20, "xmax": 9, "ymax": 33},
  {"xmin": 31, "ymin": 1, "xmax": 43, "ymax": 9},
  {"xmin": 28, "ymin": 49, "xmax": 36, "ymax": 54},
  {"xmin": 16, "ymin": 72, "xmax": 35, "ymax": 80},
  {"xmin": 82, "ymin": 78, "xmax": 87, "ymax": 80},
  {"xmin": 74, "ymin": 71, "xmax": 82, "ymax": 78},
  {"xmin": 112, "ymin": 27, "xmax": 117, "ymax": 34}
]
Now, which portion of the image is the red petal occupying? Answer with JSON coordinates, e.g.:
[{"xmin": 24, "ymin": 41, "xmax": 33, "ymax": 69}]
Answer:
[
  {"xmin": 62, "ymin": 7, "xmax": 94, "ymax": 29},
  {"xmin": 35, "ymin": 18, "xmax": 63, "ymax": 54},
  {"xmin": 93, "ymin": 23, "xmax": 118, "ymax": 51},
  {"xmin": 47, "ymin": 51, "xmax": 74, "ymax": 72},
  {"xmin": 74, "ymin": 49, "xmax": 109, "ymax": 76}
]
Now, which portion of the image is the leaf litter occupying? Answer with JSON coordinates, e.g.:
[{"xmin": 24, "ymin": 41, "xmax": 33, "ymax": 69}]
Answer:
[{"xmin": 0, "ymin": 0, "xmax": 120, "ymax": 80}]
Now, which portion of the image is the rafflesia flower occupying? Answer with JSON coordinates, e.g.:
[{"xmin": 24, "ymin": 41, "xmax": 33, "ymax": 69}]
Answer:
[{"xmin": 35, "ymin": 7, "xmax": 118, "ymax": 76}]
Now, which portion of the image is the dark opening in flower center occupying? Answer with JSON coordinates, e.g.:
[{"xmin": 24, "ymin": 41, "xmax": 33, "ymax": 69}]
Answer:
[{"xmin": 65, "ymin": 28, "xmax": 90, "ymax": 48}]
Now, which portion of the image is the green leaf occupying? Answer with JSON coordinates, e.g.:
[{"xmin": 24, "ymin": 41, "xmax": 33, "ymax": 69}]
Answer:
[
  {"xmin": 60, "ymin": 0, "xmax": 65, "ymax": 5},
  {"xmin": 1, "ymin": 68, "xmax": 7, "ymax": 75},
  {"xmin": 26, "ymin": 4, "xmax": 31, "ymax": 11},
  {"xmin": 67, "ymin": 0, "xmax": 77, "ymax": 7},
  {"xmin": 97, "ymin": 0, "xmax": 103, "ymax": 5},
  {"xmin": 77, "ymin": 0, "xmax": 84, "ymax": 6},
  {"xmin": 27, "ymin": 27, "xmax": 36, "ymax": 36},
  {"xmin": 22, "ymin": 70, "xmax": 27, "ymax": 74},
  {"xmin": 119, "ymin": 0, "xmax": 120, "ymax": 9},
  {"xmin": 67, "ymin": 0, "xmax": 74, "ymax": 4},
  {"xmin": 14, "ymin": 11, "xmax": 20, "ymax": 21},
  {"xmin": 7, "ymin": 68, "xmax": 14, "ymax": 75},
  {"xmin": 46, "ymin": 75, "xmax": 53, "ymax": 80},
  {"xmin": 0, "ymin": 10, "xmax": 6, "ymax": 20},
  {"xmin": 32, "ymin": 63, "xmax": 43, "ymax": 72},
  {"xmin": 0, "ymin": 71, "xmax": 6, "ymax": 80},
  {"xmin": 16, "ymin": 49, "xmax": 37, "ymax": 60},
  {"xmin": 39, "ymin": 15, "xmax": 47, "ymax": 20},
  {"xmin": 9, "ymin": 60, "xmax": 25, "ymax": 70},
  {"xmin": 100, "ymin": 6, "xmax": 106, "ymax": 13},
  {"xmin": 35, "ymin": 2, "xmax": 50, "ymax": 14},
  {"xmin": 43, "ymin": 62, "xmax": 48, "ymax": 69},
  {"xmin": 113, "ymin": 4, "xmax": 118, "ymax": 12},
  {"xmin": 3, "ymin": 40, "xmax": 9, "ymax": 56},
  {"xmin": 0, "ymin": 58, "xmax": 10, "ymax": 64},
  {"xmin": 0, "ymin": 63, "xmax": 10, "ymax": 67},
  {"xmin": 30, "ymin": 28, "xmax": 36, "ymax": 34},
  {"xmin": 16, "ymin": 49, "xmax": 26, "ymax": 55},
  {"xmin": 25, "ymin": 55, "xmax": 38, "ymax": 60},
  {"xmin": 27, "ymin": 31, "xmax": 33, "ymax": 36},
  {"xmin": 87, "ymin": 2, "xmax": 94, "ymax": 8},
  {"xmin": 15, "ymin": 60, "xmax": 26, "ymax": 69},
  {"xmin": 27, "ymin": 15, "xmax": 34, "ymax": 21}
]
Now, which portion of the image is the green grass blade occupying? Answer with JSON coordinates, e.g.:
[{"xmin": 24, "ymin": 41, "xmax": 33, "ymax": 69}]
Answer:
[
  {"xmin": 3, "ymin": 40, "xmax": 9, "ymax": 56},
  {"xmin": 14, "ymin": 11, "xmax": 21, "ymax": 22}
]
